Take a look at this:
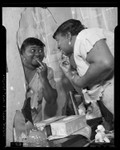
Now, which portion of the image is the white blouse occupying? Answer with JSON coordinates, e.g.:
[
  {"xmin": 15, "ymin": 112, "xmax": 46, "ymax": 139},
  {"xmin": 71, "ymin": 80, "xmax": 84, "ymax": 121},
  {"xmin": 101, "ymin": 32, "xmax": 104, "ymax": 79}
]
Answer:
[{"xmin": 74, "ymin": 28, "xmax": 114, "ymax": 103}]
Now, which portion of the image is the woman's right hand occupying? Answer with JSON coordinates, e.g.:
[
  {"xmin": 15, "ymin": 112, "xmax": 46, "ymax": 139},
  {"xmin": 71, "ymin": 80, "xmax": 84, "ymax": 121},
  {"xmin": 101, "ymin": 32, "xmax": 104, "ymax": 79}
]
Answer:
[
  {"xmin": 59, "ymin": 57, "xmax": 71, "ymax": 75},
  {"xmin": 37, "ymin": 63, "xmax": 48, "ymax": 80}
]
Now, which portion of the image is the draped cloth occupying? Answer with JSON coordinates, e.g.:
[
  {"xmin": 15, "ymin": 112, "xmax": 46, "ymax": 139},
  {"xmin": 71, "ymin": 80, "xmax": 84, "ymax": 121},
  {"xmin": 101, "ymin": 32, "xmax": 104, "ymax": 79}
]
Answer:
[{"xmin": 13, "ymin": 67, "xmax": 56, "ymax": 141}]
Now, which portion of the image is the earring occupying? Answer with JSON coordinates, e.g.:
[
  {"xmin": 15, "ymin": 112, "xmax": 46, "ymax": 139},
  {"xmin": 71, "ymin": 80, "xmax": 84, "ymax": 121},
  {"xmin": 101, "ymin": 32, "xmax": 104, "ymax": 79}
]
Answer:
[{"xmin": 69, "ymin": 41, "xmax": 71, "ymax": 45}]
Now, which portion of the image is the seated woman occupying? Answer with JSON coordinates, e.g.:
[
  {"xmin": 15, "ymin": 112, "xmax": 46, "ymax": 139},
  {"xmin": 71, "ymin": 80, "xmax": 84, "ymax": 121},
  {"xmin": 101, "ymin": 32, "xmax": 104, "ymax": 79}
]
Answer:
[{"xmin": 13, "ymin": 37, "xmax": 58, "ymax": 140}]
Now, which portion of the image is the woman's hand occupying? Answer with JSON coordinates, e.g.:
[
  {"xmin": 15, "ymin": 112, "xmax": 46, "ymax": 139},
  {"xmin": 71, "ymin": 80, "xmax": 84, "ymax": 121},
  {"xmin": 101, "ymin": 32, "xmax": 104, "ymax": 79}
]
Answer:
[
  {"xmin": 37, "ymin": 62, "xmax": 48, "ymax": 80},
  {"xmin": 60, "ymin": 57, "xmax": 71, "ymax": 76}
]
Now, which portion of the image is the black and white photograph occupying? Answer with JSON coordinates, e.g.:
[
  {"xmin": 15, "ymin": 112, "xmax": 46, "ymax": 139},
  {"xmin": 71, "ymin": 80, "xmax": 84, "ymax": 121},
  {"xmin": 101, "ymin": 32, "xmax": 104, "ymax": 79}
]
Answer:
[{"xmin": 3, "ymin": 6, "xmax": 117, "ymax": 147}]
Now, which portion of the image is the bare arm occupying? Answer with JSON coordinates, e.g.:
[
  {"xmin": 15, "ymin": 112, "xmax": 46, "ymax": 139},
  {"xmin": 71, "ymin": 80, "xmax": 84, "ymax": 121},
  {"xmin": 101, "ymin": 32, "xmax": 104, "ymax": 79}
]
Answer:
[
  {"xmin": 65, "ymin": 39, "xmax": 114, "ymax": 89},
  {"xmin": 42, "ymin": 78, "xmax": 57, "ymax": 104},
  {"xmin": 40, "ymin": 66, "xmax": 57, "ymax": 104}
]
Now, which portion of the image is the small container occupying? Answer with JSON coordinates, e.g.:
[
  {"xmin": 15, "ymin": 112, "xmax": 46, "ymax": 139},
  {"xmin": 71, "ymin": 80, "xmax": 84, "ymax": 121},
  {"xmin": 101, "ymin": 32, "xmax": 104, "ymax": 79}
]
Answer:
[{"xmin": 27, "ymin": 129, "xmax": 49, "ymax": 147}]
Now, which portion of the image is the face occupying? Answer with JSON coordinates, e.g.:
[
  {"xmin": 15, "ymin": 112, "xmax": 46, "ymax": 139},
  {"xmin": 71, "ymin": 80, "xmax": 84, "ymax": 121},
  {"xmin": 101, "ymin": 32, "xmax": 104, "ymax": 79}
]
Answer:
[
  {"xmin": 22, "ymin": 45, "xmax": 44, "ymax": 68},
  {"xmin": 55, "ymin": 33, "xmax": 72, "ymax": 56}
]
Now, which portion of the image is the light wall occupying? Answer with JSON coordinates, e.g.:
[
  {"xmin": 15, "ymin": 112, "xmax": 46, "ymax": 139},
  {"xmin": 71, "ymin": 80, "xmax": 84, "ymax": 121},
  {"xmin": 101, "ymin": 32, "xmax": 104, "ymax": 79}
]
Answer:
[{"xmin": 3, "ymin": 7, "xmax": 117, "ymax": 146}]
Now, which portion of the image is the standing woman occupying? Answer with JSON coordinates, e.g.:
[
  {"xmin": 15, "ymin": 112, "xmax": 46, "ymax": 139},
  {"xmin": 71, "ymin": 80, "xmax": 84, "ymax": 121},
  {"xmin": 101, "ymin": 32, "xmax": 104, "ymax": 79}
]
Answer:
[{"xmin": 53, "ymin": 19, "xmax": 114, "ymax": 129}]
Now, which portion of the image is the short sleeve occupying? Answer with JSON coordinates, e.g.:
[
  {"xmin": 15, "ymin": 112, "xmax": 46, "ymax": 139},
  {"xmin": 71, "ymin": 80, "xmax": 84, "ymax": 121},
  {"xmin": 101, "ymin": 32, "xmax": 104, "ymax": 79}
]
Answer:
[
  {"xmin": 80, "ymin": 28, "xmax": 106, "ymax": 59},
  {"xmin": 74, "ymin": 28, "xmax": 108, "ymax": 77},
  {"xmin": 47, "ymin": 67, "xmax": 56, "ymax": 89}
]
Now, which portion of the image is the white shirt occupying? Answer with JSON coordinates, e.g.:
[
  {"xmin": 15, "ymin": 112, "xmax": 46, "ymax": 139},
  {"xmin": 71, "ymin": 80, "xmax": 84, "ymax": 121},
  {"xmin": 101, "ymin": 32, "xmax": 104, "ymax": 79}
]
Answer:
[{"xmin": 74, "ymin": 28, "xmax": 114, "ymax": 103}]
